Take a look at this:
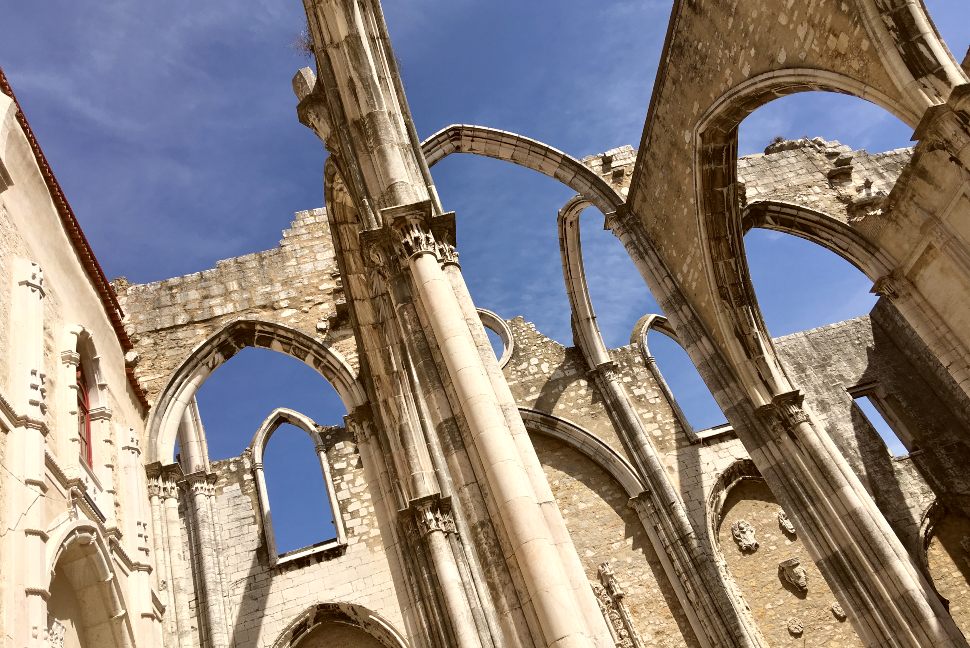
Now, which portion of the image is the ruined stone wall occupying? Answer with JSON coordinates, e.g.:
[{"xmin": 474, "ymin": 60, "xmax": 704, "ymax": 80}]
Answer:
[
  {"xmin": 117, "ymin": 209, "xmax": 355, "ymax": 404},
  {"xmin": 717, "ymin": 479, "xmax": 860, "ymax": 646},
  {"xmin": 173, "ymin": 425, "xmax": 409, "ymax": 648},
  {"xmin": 496, "ymin": 295, "xmax": 970, "ymax": 644},
  {"xmin": 112, "ymin": 135, "xmax": 970, "ymax": 647},
  {"xmin": 774, "ymin": 303, "xmax": 970, "ymax": 538}
]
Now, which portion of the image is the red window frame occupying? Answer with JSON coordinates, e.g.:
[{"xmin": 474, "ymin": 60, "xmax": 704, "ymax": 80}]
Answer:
[{"xmin": 77, "ymin": 367, "xmax": 92, "ymax": 466}]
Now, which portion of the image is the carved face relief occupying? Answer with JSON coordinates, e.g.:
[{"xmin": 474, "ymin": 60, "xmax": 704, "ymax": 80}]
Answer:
[
  {"xmin": 731, "ymin": 519, "xmax": 759, "ymax": 552},
  {"xmin": 779, "ymin": 557, "xmax": 808, "ymax": 592},
  {"xmin": 832, "ymin": 602, "xmax": 847, "ymax": 621},
  {"xmin": 777, "ymin": 510, "xmax": 796, "ymax": 536},
  {"xmin": 786, "ymin": 617, "xmax": 804, "ymax": 637}
]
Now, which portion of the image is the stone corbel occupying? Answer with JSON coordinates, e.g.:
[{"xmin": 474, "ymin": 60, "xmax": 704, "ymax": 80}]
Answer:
[
  {"xmin": 293, "ymin": 67, "xmax": 334, "ymax": 147},
  {"xmin": 779, "ymin": 557, "xmax": 808, "ymax": 592},
  {"xmin": 17, "ymin": 260, "xmax": 45, "ymax": 296},
  {"xmin": 871, "ymin": 271, "xmax": 910, "ymax": 301}
]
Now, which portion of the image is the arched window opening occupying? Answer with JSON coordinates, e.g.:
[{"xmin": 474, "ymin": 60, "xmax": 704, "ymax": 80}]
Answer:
[
  {"xmin": 738, "ymin": 91, "xmax": 913, "ymax": 336},
  {"xmin": 646, "ymin": 328, "xmax": 727, "ymax": 435},
  {"xmin": 193, "ymin": 347, "xmax": 346, "ymax": 462},
  {"xmin": 76, "ymin": 365, "xmax": 92, "ymax": 466},
  {"xmin": 478, "ymin": 308, "xmax": 514, "ymax": 368},
  {"xmin": 433, "ymin": 155, "xmax": 576, "ymax": 344},
  {"xmin": 745, "ymin": 230, "xmax": 878, "ymax": 336},
  {"xmin": 262, "ymin": 422, "xmax": 338, "ymax": 556}
]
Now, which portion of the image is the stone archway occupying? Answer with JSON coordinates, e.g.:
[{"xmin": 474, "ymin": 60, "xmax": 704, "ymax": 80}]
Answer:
[
  {"xmin": 709, "ymin": 460, "xmax": 861, "ymax": 647},
  {"xmin": 271, "ymin": 603, "xmax": 409, "ymax": 648},
  {"xmin": 46, "ymin": 524, "xmax": 135, "ymax": 648},
  {"xmin": 145, "ymin": 318, "xmax": 364, "ymax": 465}
]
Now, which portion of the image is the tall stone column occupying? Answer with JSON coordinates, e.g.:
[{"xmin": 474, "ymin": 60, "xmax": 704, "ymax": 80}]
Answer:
[
  {"xmin": 181, "ymin": 471, "xmax": 229, "ymax": 648},
  {"xmin": 610, "ymin": 212, "xmax": 969, "ymax": 648},
  {"xmin": 437, "ymin": 240, "xmax": 614, "ymax": 646},
  {"xmin": 147, "ymin": 465, "xmax": 179, "ymax": 645},
  {"xmin": 297, "ymin": 2, "xmax": 613, "ymax": 644},
  {"xmin": 379, "ymin": 203, "xmax": 610, "ymax": 647}
]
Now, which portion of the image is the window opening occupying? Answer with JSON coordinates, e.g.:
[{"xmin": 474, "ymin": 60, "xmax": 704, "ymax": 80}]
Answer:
[
  {"xmin": 485, "ymin": 326, "xmax": 504, "ymax": 362},
  {"xmin": 851, "ymin": 392, "xmax": 911, "ymax": 457},
  {"xmin": 263, "ymin": 422, "xmax": 336, "ymax": 555},
  {"xmin": 77, "ymin": 367, "xmax": 92, "ymax": 466},
  {"xmin": 648, "ymin": 329, "xmax": 727, "ymax": 433}
]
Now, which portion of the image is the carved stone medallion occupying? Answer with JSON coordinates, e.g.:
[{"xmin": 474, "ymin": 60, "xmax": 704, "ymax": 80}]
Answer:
[{"xmin": 786, "ymin": 617, "xmax": 804, "ymax": 637}]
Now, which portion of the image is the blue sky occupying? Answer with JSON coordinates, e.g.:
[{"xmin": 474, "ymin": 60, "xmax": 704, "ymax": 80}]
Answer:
[{"xmin": 3, "ymin": 1, "xmax": 967, "ymax": 552}]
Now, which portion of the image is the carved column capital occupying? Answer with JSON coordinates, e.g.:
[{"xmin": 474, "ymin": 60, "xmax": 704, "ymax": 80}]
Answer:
[
  {"xmin": 758, "ymin": 390, "xmax": 811, "ymax": 432},
  {"xmin": 871, "ymin": 272, "xmax": 909, "ymax": 301},
  {"xmin": 587, "ymin": 360, "xmax": 620, "ymax": 383},
  {"xmin": 181, "ymin": 471, "xmax": 216, "ymax": 498},
  {"xmin": 406, "ymin": 494, "xmax": 456, "ymax": 537},
  {"xmin": 383, "ymin": 201, "xmax": 437, "ymax": 259}
]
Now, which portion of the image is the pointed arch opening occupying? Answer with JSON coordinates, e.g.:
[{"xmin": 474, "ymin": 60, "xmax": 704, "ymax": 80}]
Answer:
[
  {"xmin": 250, "ymin": 408, "xmax": 346, "ymax": 564},
  {"xmin": 146, "ymin": 318, "xmax": 364, "ymax": 466},
  {"xmin": 46, "ymin": 524, "xmax": 135, "ymax": 648},
  {"xmin": 632, "ymin": 315, "xmax": 729, "ymax": 441}
]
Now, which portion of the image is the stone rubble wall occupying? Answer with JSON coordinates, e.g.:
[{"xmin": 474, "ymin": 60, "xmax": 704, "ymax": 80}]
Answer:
[{"xmin": 116, "ymin": 209, "xmax": 356, "ymax": 405}]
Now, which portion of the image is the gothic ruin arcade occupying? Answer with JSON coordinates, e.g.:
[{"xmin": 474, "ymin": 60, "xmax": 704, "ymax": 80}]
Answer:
[{"xmin": 2, "ymin": 1, "xmax": 970, "ymax": 647}]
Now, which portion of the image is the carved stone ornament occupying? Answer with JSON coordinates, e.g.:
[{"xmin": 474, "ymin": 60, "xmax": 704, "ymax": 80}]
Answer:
[
  {"xmin": 592, "ymin": 561, "xmax": 643, "ymax": 648},
  {"xmin": 731, "ymin": 519, "xmax": 759, "ymax": 552},
  {"xmin": 47, "ymin": 616, "xmax": 66, "ymax": 648},
  {"xmin": 779, "ymin": 557, "xmax": 808, "ymax": 592},
  {"xmin": 411, "ymin": 495, "xmax": 457, "ymax": 537},
  {"xmin": 786, "ymin": 617, "xmax": 804, "ymax": 637},
  {"xmin": 778, "ymin": 510, "xmax": 796, "ymax": 536},
  {"xmin": 832, "ymin": 602, "xmax": 847, "ymax": 621}
]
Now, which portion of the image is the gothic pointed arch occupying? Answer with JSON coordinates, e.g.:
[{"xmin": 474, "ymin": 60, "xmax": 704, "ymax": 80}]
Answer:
[
  {"xmin": 248, "ymin": 407, "xmax": 347, "ymax": 563},
  {"xmin": 742, "ymin": 200, "xmax": 895, "ymax": 281},
  {"xmin": 270, "ymin": 602, "xmax": 409, "ymax": 648},
  {"xmin": 45, "ymin": 522, "xmax": 136, "ymax": 648},
  {"xmin": 692, "ymin": 69, "xmax": 927, "ymax": 402},
  {"xmin": 146, "ymin": 318, "xmax": 364, "ymax": 465}
]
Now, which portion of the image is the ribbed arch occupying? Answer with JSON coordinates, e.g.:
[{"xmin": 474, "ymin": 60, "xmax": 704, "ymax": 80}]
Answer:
[{"xmin": 146, "ymin": 318, "xmax": 364, "ymax": 465}]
